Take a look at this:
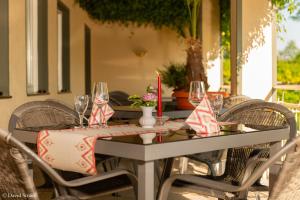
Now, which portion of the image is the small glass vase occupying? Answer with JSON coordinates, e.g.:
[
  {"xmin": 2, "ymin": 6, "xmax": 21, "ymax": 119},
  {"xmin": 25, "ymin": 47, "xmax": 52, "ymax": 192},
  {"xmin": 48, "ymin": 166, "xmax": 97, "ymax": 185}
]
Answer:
[{"xmin": 139, "ymin": 106, "xmax": 156, "ymax": 128}]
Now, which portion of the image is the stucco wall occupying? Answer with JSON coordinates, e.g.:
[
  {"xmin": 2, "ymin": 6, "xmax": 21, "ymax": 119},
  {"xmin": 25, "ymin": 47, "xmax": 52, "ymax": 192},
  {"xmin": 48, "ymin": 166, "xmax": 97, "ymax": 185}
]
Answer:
[
  {"xmin": 0, "ymin": 0, "xmax": 186, "ymax": 128},
  {"xmin": 240, "ymin": 0, "xmax": 274, "ymax": 99}
]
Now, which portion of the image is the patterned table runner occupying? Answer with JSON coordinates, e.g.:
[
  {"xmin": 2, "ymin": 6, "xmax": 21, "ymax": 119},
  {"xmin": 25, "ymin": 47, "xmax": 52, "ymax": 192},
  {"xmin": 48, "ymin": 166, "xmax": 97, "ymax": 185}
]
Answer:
[{"xmin": 37, "ymin": 121, "xmax": 185, "ymax": 175}]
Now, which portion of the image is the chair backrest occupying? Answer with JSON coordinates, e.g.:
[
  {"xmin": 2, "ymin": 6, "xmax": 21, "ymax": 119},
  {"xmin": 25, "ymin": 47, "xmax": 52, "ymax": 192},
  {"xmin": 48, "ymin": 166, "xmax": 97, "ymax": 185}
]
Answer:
[
  {"xmin": 218, "ymin": 100, "xmax": 296, "ymax": 184},
  {"xmin": 109, "ymin": 91, "xmax": 131, "ymax": 106},
  {"xmin": 0, "ymin": 129, "xmax": 38, "ymax": 200},
  {"xmin": 8, "ymin": 100, "xmax": 79, "ymax": 132},
  {"xmin": 223, "ymin": 95, "xmax": 252, "ymax": 109}
]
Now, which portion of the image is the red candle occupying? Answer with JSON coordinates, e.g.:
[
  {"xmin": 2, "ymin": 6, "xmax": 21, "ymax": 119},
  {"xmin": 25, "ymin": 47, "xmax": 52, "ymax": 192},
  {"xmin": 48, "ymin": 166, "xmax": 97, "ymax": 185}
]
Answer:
[
  {"xmin": 156, "ymin": 133, "xmax": 162, "ymax": 143},
  {"xmin": 157, "ymin": 72, "xmax": 162, "ymax": 117}
]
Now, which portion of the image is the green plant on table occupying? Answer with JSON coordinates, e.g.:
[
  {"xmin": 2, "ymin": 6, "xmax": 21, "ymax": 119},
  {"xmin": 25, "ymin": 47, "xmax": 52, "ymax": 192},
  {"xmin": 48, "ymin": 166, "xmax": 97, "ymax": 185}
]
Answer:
[{"xmin": 128, "ymin": 86, "xmax": 157, "ymax": 108}]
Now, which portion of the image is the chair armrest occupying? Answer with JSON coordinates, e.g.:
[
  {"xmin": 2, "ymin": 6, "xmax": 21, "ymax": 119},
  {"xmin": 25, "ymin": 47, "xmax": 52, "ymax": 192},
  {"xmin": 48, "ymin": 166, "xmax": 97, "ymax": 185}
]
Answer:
[
  {"xmin": 238, "ymin": 140, "xmax": 296, "ymax": 192},
  {"xmin": 65, "ymin": 169, "xmax": 137, "ymax": 187},
  {"xmin": 241, "ymin": 149, "xmax": 269, "ymax": 184}
]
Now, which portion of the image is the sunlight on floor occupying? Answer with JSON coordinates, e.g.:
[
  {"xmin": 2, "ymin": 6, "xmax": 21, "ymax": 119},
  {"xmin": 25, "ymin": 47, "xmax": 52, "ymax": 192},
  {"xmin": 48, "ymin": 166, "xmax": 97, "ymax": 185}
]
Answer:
[{"xmin": 181, "ymin": 192, "xmax": 214, "ymax": 200}]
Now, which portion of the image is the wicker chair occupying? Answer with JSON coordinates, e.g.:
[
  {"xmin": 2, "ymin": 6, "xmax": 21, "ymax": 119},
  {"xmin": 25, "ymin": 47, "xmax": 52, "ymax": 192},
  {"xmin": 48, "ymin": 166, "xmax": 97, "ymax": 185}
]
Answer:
[
  {"xmin": 185, "ymin": 97, "xmax": 259, "ymax": 176},
  {"xmin": 158, "ymin": 135, "xmax": 300, "ymax": 200},
  {"xmin": 8, "ymin": 100, "xmax": 79, "ymax": 132},
  {"xmin": 223, "ymin": 95, "xmax": 251, "ymax": 110},
  {"xmin": 8, "ymin": 101, "xmax": 120, "ymax": 194},
  {"xmin": 0, "ymin": 128, "xmax": 137, "ymax": 200},
  {"xmin": 217, "ymin": 101, "xmax": 296, "ymax": 186},
  {"xmin": 109, "ymin": 91, "xmax": 131, "ymax": 106},
  {"xmin": 158, "ymin": 101, "xmax": 296, "ymax": 200}
]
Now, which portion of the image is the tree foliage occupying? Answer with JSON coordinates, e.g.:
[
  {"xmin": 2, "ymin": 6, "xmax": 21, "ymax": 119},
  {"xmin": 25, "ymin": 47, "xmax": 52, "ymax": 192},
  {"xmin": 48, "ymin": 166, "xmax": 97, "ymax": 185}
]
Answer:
[
  {"xmin": 272, "ymin": 0, "xmax": 300, "ymax": 32},
  {"xmin": 220, "ymin": 0, "xmax": 230, "ymax": 54},
  {"xmin": 76, "ymin": 0, "xmax": 299, "ymax": 50},
  {"xmin": 76, "ymin": 0, "xmax": 189, "ymax": 37},
  {"xmin": 278, "ymin": 40, "xmax": 300, "ymax": 60}
]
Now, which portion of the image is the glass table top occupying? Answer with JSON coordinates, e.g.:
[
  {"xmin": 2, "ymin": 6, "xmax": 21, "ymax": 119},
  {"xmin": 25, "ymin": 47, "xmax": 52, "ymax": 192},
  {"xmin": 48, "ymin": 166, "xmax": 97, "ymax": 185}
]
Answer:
[
  {"xmin": 102, "ymin": 121, "xmax": 287, "ymax": 145},
  {"xmin": 15, "ymin": 120, "xmax": 287, "ymax": 146}
]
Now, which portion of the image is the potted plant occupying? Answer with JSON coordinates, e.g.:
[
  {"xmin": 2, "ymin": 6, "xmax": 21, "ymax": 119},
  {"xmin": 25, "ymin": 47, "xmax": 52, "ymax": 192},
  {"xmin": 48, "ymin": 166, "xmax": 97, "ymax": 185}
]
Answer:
[
  {"xmin": 159, "ymin": 62, "xmax": 229, "ymax": 110},
  {"xmin": 159, "ymin": 63, "xmax": 193, "ymax": 110},
  {"xmin": 184, "ymin": 0, "xmax": 209, "ymax": 90}
]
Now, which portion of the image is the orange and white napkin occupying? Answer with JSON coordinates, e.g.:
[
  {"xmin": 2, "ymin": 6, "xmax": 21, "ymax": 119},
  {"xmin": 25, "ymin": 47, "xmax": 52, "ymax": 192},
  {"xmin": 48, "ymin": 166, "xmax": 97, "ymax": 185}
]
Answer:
[
  {"xmin": 185, "ymin": 95, "xmax": 220, "ymax": 135},
  {"xmin": 88, "ymin": 98, "xmax": 114, "ymax": 126}
]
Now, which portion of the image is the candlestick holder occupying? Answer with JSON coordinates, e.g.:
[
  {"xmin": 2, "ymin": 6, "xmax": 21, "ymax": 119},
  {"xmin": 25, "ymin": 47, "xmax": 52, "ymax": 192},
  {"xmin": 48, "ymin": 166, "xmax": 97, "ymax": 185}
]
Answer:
[{"xmin": 156, "ymin": 116, "xmax": 169, "ymax": 126}]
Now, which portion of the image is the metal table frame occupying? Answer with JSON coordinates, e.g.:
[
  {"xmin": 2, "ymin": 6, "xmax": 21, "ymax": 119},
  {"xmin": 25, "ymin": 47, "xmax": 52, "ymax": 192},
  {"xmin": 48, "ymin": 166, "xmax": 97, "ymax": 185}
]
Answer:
[{"xmin": 13, "ymin": 127, "xmax": 289, "ymax": 200}]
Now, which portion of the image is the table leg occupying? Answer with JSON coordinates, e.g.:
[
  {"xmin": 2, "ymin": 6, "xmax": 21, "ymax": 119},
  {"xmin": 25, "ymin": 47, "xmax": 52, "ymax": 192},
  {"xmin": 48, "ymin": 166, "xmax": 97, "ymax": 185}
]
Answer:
[
  {"xmin": 269, "ymin": 141, "xmax": 282, "ymax": 190},
  {"xmin": 138, "ymin": 161, "xmax": 155, "ymax": 200}
]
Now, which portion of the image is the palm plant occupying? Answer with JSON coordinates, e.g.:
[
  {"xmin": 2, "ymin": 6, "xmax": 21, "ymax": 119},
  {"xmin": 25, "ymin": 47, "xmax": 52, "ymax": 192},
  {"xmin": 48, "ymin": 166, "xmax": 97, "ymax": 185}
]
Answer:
[{"xmin": 185, "ymin": 0, "xmax": 209, "ymax": 90}]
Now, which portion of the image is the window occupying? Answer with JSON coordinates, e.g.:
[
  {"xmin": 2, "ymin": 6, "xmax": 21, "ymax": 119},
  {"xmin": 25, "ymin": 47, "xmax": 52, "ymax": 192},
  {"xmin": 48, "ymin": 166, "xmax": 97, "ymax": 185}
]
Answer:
[
  {"xmin": 26, "ymin": 0, "xmax": 48, "ymax": 95},
  {"xmin": 85, "ymin": 25, "xmax": 91, "ymax": 95},
  {"xmin": 57, "ymin": 1, "xmax": 70, "ymax": 93},
  {"xmin": 0, "ymin": 0, "xmax": 9, "ymax": 97}
]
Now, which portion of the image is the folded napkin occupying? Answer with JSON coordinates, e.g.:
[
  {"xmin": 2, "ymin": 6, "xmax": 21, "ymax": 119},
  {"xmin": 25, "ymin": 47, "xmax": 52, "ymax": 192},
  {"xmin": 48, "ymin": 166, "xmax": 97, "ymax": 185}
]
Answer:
[
  {"xmin": 88, "ymin": 102, "xmax": 114, "ymax": 126},
  {"xmin": 185, "ymin": 95, "xmax": 220, "ymax": 135}
]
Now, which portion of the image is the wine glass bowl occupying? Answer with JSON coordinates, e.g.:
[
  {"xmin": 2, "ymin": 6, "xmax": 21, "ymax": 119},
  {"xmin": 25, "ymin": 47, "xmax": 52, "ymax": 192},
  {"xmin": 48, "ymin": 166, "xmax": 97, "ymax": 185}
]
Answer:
[
  {"xmin": 74, "ymin": 95, "xmax": 89, "ymax": 127},
  {"xmin": 188, "ymin": 81, "xmax": 206, "ymax": 107},
  {"xmin": 93, "ymin": 82, "xmax": 109, "ymax": 104},
  {"xmin": 208, "ymin": 94, "xmax": 223, "ymax": 118},
  {"xmin": 93, "ymin": 82, "xmax": 109, "ymax": 127}
]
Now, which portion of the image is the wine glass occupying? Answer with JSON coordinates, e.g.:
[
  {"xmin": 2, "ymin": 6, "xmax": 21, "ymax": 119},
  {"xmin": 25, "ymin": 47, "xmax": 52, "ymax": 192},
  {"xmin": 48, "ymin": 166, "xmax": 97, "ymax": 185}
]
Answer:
[
  {"xmin": 93, "ymin": 82, "xmax": 109, "ymax": 127},
  {"xmin": 74, "ymin": 95, "xmax": 89, "ymax": 128},
  {"xmin": 188, "ymin": 81, "xmax": 206, "ymax": 107},
  {"xmin": 209, "ymin": 94, "xmax": 223, "ymax": 118}
]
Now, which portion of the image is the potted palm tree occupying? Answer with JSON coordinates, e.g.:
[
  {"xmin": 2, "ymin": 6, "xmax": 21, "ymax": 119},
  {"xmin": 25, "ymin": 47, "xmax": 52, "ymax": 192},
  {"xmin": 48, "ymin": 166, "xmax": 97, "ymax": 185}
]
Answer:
[
  {"xmin": 159, "ymin": 0, "xmax": 207, "ymax": 110},
  {"xmin": 185, "ymin": 0, "xmax": 209, "ymax": 89}
]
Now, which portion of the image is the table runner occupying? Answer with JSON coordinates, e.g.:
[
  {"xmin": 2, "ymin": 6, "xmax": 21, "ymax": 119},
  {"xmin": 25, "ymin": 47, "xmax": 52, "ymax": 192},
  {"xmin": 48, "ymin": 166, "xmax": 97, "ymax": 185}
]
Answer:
[{"xmin": 37, "ymin": 121, "xmax": 185, "ymax": 175}]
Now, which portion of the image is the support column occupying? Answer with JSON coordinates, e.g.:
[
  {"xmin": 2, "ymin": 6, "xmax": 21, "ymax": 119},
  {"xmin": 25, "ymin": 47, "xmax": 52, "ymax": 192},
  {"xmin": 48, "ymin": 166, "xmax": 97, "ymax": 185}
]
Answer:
[
  {"xmin": 230, "ymin": 0, "xmax": 242, "ymax": 95},
  {"xmin": 240, "ymin": 0, "xmax": 274, "ymax": 99}
]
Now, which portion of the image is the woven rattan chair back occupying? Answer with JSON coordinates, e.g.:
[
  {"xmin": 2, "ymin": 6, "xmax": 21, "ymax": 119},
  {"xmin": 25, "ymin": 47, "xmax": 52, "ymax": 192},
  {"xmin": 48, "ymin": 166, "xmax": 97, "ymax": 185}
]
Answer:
[
  {"xmin": 8, "ymin": 100, "xmax": 79, "ymax": 132},
  {"xmin": 109, "ymin": 91, "xmax": 131, "ymax": 106},
  {"xmin": 218, "ymin": 100, "xmax": 296, "ymax": 185},
  {"xmin": 0, "ymin": 129, "xmax": 38, "ymax": 200},
  {"xmin": 223, "ymin": 95, "xmax": 252, "ymax": 109}
]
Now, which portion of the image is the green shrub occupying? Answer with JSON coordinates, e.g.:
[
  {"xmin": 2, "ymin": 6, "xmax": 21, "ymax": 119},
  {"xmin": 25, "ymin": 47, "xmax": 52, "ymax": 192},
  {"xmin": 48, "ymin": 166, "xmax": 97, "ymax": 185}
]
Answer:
[{"xmin": 158, "ymin": 63, "xmax": 188, "ymax": 91}]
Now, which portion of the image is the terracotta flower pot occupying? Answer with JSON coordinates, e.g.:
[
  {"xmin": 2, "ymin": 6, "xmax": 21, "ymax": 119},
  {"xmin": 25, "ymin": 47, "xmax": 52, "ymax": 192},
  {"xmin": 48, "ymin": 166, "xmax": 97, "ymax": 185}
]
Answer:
[
  {"xmin": 207, "ymin": 91, "xmax": 229, "ymax": 98},
  {"xmin": 173, "ymin": 90, "xmax": 230, "ymax": 110},
  {"xmin": 172, "ymin": 90, "xmax": 194, "ymax": 110}
]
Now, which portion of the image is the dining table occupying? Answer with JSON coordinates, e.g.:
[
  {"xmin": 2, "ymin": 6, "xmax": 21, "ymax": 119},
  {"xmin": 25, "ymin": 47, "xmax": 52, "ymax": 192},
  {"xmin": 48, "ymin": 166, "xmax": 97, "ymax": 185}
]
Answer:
[{"xmin": 12, "ymin": 122, "xmax": 290, "ymax": 200}]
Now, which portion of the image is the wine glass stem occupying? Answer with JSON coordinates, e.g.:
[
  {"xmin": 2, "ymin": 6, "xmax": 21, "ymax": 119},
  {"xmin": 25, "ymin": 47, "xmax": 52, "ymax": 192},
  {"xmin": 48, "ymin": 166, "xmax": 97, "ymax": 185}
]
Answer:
[{"xmin": 79, "ymin": 114, "xmax": 84, "ymax": 128}]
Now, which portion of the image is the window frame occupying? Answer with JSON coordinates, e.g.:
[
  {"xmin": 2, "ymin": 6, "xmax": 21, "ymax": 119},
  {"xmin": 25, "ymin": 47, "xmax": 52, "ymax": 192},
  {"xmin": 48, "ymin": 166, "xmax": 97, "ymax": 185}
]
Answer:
[
  {"xmin": 26, "ymin": 0, "xmax": 49, "ymax": 96},
  {"xmin": 0, "ymin": 0, "xmax": 10, "ymax": 98},
  {"xmin": 57, "ymin": 0, "xmax": 70, "ymax": 93}
]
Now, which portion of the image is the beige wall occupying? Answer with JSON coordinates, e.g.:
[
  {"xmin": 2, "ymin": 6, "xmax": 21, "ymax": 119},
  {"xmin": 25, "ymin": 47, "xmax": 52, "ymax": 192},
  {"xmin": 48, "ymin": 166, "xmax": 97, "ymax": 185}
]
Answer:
[
  {"xmin": 91, "ymin": 25, "xmax": 186, "ymax": 96},
  {"xmin": 0, "ymin": 0, "xmax": 186, "ymax": 128}
]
